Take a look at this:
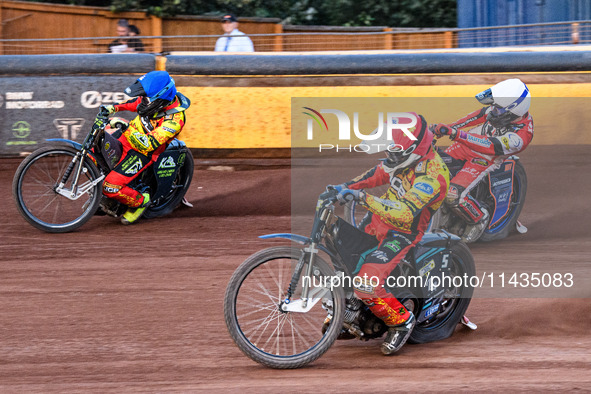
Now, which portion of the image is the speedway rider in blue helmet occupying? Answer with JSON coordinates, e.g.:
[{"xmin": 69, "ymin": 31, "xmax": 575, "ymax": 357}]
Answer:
[{"xmin": 99, "ymin": 70, "xmax": 191, "ymax": 224}]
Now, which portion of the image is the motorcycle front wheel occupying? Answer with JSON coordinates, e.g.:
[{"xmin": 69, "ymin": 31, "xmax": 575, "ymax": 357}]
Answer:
[
  {"xmin": 224, "ymin": 246, "xmax": 345, "ymax": 369},
  {"xmin": 12, "ymin": 146, "xmax": 103, "ymax": 233}
]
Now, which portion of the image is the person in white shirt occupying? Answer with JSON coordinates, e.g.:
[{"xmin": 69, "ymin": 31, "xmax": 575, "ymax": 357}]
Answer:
[{"xmin": 214, "ymin": 14, "xmax": 255, "ymax": 52}]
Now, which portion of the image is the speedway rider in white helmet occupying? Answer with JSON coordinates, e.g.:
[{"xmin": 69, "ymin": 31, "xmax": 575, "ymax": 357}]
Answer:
[{"xmin": 430, "ymin": 78, "xmax": 534, "ymax": 241}]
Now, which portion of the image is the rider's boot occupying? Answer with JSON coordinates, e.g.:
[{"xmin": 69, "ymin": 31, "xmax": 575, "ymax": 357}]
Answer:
[
  {"xmin": 121, "ymin": 193, "xmax": 150, "ymax": 225},
  {"xmin": 462, "ymin": 208, "xmax": 489, "ymax": 242},
  {"xmin": 381, "ymin": 312, "xmax": 416, "ymax": 355}
]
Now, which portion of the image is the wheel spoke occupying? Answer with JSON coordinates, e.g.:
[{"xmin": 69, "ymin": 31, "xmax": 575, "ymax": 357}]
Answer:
[
  {"xmin": 250, "ymin": 309, "xmax": 282, "ymax": 346},
  {"xmin": 25, "ymin": 188, "xmax": 58, "ymax": 207},
  {"xmin": 15, "ymin": 149, "xmax": 99, "ymax": 231},
  {"xmin": 232, "ymin": 251, "xmax": 338, "ymax": 359},
  {"xmin": 298, "ymin": 311, "xmax": 326, "ymax": 333},
  {"xmin": 236, "ymin": 301, "xmax": 277, "ymax": 315}
]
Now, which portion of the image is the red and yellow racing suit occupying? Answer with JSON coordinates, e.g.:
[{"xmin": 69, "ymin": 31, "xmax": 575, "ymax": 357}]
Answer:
[
  {"xmin": 345, "ymin": 145, "xmax": 450, "ymax": 326},
  {"xmin": 102, "ymin": 94, "xmax": 188, "ymax": 207},
  {"xmin": 443, "ymin": 107, "xmax": 533, "ymax": 223}
]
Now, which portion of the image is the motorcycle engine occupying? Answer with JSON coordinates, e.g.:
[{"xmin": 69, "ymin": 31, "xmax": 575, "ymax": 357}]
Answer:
[{"xmin": 339, "ymin": 296, "xmax": 388, "ymax": 340}]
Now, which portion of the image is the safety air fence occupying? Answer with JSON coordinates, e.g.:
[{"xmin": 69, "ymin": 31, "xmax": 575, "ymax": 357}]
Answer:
[{"xmin": 1, "ymin": 50, "xmax": 591, "ymax": 156}]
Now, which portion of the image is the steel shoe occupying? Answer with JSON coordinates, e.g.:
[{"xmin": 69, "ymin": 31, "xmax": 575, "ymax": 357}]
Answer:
[{"xmin": 381, "ymin": 312, "xmax": 416, "ymax": 355}]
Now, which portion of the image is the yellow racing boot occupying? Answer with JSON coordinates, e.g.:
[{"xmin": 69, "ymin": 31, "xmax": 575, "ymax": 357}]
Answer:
[{"xmin": 121, "ymin": 193, "xmax": 150, "ymax": 225}]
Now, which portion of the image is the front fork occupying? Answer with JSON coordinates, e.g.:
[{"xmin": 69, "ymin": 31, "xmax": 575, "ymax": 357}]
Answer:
[
  {"xmin": 55, "ymin": 119, "xmax": 107, "ymax": 200},
  {"xmin": 300, "ymin": 243, "xmax": 319, "ymax": 307},
  {"xmin": 55, "ymin": 149, "xmax": 105, "ymax": 201},
  {"xmin": 59, "ymin": 151, "xmax": 84, "ymax": 197},
  {"xmin": 282, "ymin": 244, "xmax": 317, "ymax": 307},
  {"xmin": 281, "ymin": 207, "xmax": 331, "ymax": 311},
  {"xmin": 279, "ymin": 245, "xmax": 325, "ymax": 313}
]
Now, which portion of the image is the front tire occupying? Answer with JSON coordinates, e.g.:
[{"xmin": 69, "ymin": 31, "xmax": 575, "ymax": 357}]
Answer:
[
  {"xmin": 224, "ymin": 246, "xmax": 345, "ymax": 369},
  {"xmin": 12, "ymin": 146, "xmax": 102, "ymax": 233}
]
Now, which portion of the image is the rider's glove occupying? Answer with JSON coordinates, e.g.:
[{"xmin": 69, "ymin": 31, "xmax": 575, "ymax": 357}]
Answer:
[
  {"xmin": 109, "ymin": 118, "xmax": 129, "ymax": 131},
  {"xmin": 430, "ymin": 123, "xmax": 458, "ymax": 140},
  {"xmin": 337, "ymin": 188, "xmax": 365, "ymax": 204},
  {"xmin": 327, "ymin": 184, "xmax": 347, "ymax": 193},
  {"xmin": 99, "ymin": 105, "xmax": 116, "ymax": 117}
]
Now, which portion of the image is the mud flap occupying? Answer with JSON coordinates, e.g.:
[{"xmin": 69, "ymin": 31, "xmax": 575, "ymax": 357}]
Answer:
[
  {"xmin": 487, "ymin": 160, "xmax": 516, "ymax": 229},
  {"xmin": 152, "ymin": 150, "xmax": 182, "ymax": 200}
]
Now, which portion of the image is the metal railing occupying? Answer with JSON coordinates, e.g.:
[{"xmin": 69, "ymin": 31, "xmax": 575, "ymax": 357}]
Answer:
[{"xmin": 0, "ymin": 20, "xmax": 589, "ymax": 55}]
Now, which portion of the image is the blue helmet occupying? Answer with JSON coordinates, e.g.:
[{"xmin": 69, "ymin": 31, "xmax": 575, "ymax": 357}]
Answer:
[{"xmin": 125, "ymin": 71, "xmax": 177, "ymax": 117}]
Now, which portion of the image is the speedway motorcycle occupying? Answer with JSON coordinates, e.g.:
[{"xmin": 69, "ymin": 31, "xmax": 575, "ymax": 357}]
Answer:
[
  {"xmin": 344, "ymin": 151, "xmax": 527, "ymax": 243},
  {"xmin": 12, "ymin": 113, "xmax": 193, "ymax": 233},
  {"xmin": 224, "ymin": 188, "xmax": 476, "ymax": 369},
  {"xmin": 430, "ymin": 151, "xmax": 527, "ymax": 242}
]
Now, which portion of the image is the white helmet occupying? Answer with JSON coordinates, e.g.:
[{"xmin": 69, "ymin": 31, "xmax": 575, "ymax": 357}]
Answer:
[{"xmin": 476, "ymin": 78, "xmax": 531, "ymax": 128}]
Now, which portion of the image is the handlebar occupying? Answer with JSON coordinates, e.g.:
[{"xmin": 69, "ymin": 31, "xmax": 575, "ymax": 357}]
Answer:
[
  {"xmin": 91, "ymin": 113, "xmax": 109, "ymax": 130},
  {"xmin": 319, "ymin": 188, "xmax": 339, "ymax": 204}
]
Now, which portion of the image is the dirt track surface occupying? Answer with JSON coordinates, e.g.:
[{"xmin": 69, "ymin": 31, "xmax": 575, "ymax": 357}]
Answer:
[{"xmin": 1, "ymin": 145, "xmax": 590, "ymax": 392}]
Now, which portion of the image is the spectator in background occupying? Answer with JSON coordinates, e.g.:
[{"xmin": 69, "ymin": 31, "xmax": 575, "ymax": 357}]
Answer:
[
  {"xmin": 214, "ymin": 13, "xmax": 254, "ymax": 52},
  {"xmin": 128, "ymin": 25, "xmax": 145, "ymax": 52},
  {"xmin": 108, "ymin": 19, "xmax": 131, "ymax": 53}
]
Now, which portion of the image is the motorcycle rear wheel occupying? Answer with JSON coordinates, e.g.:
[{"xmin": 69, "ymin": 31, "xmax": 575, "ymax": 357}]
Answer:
[
  {"xmin": 224, "ymin": 246, "xmax": 345, "ymax": 369},
  {"xmin": 143, "ymin": 151, "xmax": 194, "ymax": 219},
  {"xmin": 409, "ymin": 241, "xmax": 475, "ymax": 344},
  {"xmin": 479, "ymin": 160, "xmax": 527, "ymax": 242},
  {"xmin": 12, "ymin": 146, "xmax": 102, "ymax": 233}
]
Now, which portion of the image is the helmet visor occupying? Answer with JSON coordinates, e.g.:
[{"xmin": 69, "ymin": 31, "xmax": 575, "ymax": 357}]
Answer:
[
  {"xmin": 385, "ymin": 143, "xmax": 416, "ymax": 166},
  {"xmin": 475, "ymin": 88, "xmax": 494, "ymax": 105},
  {"xmin": 137, "ymin": 97, "xmax": 168, "ymax": 118},
  {"xmin": 124, "ymin": 80, "xmax": 146, "ymax": 97}
]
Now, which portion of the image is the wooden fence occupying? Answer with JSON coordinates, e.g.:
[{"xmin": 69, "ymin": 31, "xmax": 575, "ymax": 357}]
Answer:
[{"xmin": 0, "ymin": 0, "xmax": 455, "ymax": 54}]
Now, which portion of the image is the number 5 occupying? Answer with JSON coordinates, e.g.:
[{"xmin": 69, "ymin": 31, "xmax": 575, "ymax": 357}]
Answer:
[{"xmin": 442, "ymin": 254, "xmax": 449, "ymax": 269}]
